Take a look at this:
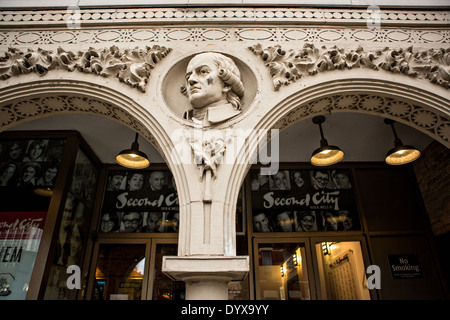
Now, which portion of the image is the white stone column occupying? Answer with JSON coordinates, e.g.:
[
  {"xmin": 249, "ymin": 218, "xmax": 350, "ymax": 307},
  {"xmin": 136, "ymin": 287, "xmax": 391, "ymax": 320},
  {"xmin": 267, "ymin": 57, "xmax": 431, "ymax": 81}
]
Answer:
[
  {"xmin": 161, "ymin": 51, "xmax": 251, "ymax": 300},
  {"xmin": 162, "ymin": 256, "xmax": 249, "ymax": 300},
  {"xmin": 162, "ymin": 167, "xmax": 250, "ymax": 299}
]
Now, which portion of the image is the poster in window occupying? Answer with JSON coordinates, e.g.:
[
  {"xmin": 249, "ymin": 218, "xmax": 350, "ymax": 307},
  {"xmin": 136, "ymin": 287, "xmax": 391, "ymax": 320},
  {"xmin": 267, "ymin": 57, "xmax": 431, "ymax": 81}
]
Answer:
[
  {"xmin": 43, "ymin": 148, "xmax": 99, "ymax": 300},
  {"xmin": 0, "ymin": 139, "xmax": 64, "ymax": 190},
  {"xmin": 251, "ymin": 168, "xmax": 359, "ymax": 232},
  {"xmin": 101, "ymin": 170, "xmax": 179, "ymax": 233},
  {"xmin": 0, "ymin": 211, "xmax": 47, "ymax": 300}
]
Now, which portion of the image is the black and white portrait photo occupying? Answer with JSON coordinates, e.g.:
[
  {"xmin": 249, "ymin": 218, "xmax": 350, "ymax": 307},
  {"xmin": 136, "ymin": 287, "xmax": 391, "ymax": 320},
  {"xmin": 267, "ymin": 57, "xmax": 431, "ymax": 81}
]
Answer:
[
  {"xmin": 101, "ymin": 169, "xmax": 180, "ymax": 233},
  {"xmin": 250, "ymin": 168, "xmax": 359, "ymax": 233}
]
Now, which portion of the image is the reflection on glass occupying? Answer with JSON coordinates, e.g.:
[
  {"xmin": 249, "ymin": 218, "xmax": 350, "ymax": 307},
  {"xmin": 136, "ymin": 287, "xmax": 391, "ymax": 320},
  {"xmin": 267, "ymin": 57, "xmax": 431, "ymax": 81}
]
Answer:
[
  {"xmin": 228, "ymin": 280, "xmax": 250, "ymax": 300},
  {"xmin": 43, "ymin": 148, "xmax": 98, "ymax": 300},
  {"xmin": 315, "ymin": 241, "xmax": 370, "ymax": 300},
  {"xmin": 257, "ymin": 243, "xmax": 310, "ymax": 300},
  {"xmin": 152, "ymin": 244, "xmax": 185, "ymax": 300},
  {"xmin": 92, "ymin": 244, "xmax": 145, "ymax": 300}
]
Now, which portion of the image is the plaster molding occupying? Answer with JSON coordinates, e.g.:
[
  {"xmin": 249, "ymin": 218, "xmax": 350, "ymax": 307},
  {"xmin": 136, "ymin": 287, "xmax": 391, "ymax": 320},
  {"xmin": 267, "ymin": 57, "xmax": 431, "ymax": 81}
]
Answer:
[
  {"xmin": 0, "ymin": 8, "xmax": 449, "ymax": 27},
  {"xmin": 249, "ymin": 43, "xmax": 450, "ymax": 91},
  {"xmin": 1, "ymin": 27, "xmax": 449, "ymax": 47},
  {"xmin": 0, "ymin": 45, "xmax": 172, "ymax": 92},
  {"xmin": 274, "ymin": 93, "xmax": 449, "ymax": 147},
  {"xmin": 0, "ymin": 94, "xmax": 158, "ymax": 145}
]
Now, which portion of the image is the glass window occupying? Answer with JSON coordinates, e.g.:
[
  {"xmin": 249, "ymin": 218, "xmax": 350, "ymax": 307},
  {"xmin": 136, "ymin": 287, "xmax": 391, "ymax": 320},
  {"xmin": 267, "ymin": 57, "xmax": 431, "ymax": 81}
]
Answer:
[
  {"xmin": 152, "ymin": 243, "xmax": 185, "ymax": 300},
  {"xmin": 101, "ymin": 169, "xmax": 179, "ymax": 234},
  {"xmin": 256, "ymin": 243, "xmax": 311, "ymax": 300},
  {"xmin": 0, "ymin": 212, "xmax": 46, "ymax": 299},
  {"xmin": 250, "ymin": 169, "xmax": 360, "ymax": 233},
  {"xmin": 315, "ymin": 241, "xmax": 370, "ymax": 300},
  {"xmin": 43, "ymin": 148, "xmax": 99, "ymax": 300},
  {"xmin": 91, "ymin": 243, "xmax": 146, "ymax": 300}
]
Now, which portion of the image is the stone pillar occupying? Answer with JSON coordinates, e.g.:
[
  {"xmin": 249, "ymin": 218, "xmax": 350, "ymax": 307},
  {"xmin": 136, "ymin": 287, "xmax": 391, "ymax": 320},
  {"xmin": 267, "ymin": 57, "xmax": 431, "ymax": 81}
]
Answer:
[
  {"xmin": 162, "ymin": 52, "xmax": 250, "ymax": 300},
  {"xmin": 163, "ymin": 256, "xmax": 249, "ymax": 300}
]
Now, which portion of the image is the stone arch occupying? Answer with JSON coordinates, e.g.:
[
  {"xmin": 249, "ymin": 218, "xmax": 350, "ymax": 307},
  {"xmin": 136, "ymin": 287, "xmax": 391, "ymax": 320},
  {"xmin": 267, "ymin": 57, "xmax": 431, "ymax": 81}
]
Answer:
[
  {"xmin": 269, "ymin": 79, "xmax": 450, "ymax": 146},
  {"xmin": 0, "ymin": 79, "xmax": 190, "ymax": 212},
  {"xmin": 223, "ymin": 78, "xmax": 450, "ymax": 247}
]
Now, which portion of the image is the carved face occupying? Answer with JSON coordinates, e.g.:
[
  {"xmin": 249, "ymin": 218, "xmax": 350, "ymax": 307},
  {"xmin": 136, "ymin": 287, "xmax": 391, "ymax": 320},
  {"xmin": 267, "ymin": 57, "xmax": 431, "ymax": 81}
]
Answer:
[{"xmin": 185, "ymin": 53, "xmax": 230, "ymax": 109}]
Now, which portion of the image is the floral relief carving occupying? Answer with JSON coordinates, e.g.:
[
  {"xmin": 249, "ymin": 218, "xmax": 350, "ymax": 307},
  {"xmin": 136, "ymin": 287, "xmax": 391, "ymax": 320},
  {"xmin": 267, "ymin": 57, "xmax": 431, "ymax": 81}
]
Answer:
[
  {"xmin": 0, "ymin": 45, "xmax": 172, "ymax": 92},
  {"xmin": 249, "ymin": 43, "xmax": 450, "ymax": 91}
]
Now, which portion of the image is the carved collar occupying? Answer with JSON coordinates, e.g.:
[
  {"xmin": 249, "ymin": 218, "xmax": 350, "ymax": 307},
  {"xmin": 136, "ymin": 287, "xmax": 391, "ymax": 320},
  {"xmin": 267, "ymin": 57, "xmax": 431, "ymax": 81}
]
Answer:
[{"xmin": 183, "ymin": 102, "xmax": 241, "ymax": 126}]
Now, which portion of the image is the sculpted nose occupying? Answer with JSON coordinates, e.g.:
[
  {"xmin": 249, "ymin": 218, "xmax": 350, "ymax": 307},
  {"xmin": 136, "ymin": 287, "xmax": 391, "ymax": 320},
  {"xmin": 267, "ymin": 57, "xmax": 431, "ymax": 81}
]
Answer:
[{"xmin": 187, "ymin": 74, "xmax": 198, "ymax": 85}]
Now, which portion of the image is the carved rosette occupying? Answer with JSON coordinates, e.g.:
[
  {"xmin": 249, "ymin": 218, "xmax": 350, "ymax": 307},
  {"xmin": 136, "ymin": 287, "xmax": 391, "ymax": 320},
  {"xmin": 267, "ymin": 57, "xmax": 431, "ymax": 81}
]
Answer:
[
  {"xmin": 249, "ymin": 44, "xmax": 450, "ymax": 91},
  {"xmin": 0, "ymin": 45, "xmax": 172, "ymax": 92}
]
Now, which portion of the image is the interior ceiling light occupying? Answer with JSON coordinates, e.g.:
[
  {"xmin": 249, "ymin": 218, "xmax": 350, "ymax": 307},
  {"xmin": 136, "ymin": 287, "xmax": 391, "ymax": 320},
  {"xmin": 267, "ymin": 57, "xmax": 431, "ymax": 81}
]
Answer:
[
  {"xmin": 310, "ymin": 115, "xmax": 344, "ymax": 166},
  {"xmin": 116, "ymin": 132, "xmax": 150, "ymax": 169},
  {"xmin": 384, "ymin": 118, "xmax": 421, "ymax": 165}
]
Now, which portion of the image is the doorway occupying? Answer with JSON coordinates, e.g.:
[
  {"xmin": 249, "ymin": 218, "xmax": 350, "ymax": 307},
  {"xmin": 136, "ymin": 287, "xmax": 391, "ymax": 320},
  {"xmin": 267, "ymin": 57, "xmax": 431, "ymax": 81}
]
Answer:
[
  {"xmin": 253, "ymin": 237, "xmax": 314, "ymax": 300},
  {"xmin": 253, "ymin": 237, "xmax": 372, "ymax": 300}
]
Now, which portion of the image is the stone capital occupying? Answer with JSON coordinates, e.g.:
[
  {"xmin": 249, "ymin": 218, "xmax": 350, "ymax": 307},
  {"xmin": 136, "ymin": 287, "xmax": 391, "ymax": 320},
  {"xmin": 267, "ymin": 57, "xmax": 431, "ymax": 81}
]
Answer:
[{"xmin": 162, "ymin": 255, "xmax": 249, "ymax": 300}]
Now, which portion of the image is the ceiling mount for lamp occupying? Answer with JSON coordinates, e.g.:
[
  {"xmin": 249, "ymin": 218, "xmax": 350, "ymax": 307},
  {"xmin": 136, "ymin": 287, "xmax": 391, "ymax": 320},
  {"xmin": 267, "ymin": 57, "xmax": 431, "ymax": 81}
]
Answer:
[
  {"xmin": 116, "ymin": 132, "xmax": 150, "ymax": 169},
  {"xmin": 310, "ymin": 115, "xmax": 344, "ymax": 166},
  {"xmin": 384, "ymin": 119, "xmax": 421, "ymax": 165}
]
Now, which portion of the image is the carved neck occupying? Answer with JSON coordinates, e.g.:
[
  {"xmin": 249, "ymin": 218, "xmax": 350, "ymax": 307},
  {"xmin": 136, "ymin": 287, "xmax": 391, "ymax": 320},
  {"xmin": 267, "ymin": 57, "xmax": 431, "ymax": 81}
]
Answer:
[{"xmin": 193, "ymin": 107, "xmax": 208, "ymax": 121}]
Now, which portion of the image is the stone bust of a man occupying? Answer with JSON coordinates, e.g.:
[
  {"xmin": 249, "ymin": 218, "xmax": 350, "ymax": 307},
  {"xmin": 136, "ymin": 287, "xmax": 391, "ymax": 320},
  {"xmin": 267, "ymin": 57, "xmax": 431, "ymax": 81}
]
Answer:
[{"xmin": 181, "ymin": 52, "xmax": 244, "ymax": 126}]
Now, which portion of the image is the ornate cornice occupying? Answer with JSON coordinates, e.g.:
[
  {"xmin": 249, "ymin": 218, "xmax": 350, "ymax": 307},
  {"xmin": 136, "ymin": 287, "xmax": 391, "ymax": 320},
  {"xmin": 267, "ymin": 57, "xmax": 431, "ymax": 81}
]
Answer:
[
  {"xmin": 249, "ymin": 44, "xmax": 450, "ymax": 91},
  {"xmin": 0, "ymin": 45, "xmax": 171, "ymax": 92},
  {"xmin": 0, "ymin": 8, "xmax": 449, "ymax": 28}
]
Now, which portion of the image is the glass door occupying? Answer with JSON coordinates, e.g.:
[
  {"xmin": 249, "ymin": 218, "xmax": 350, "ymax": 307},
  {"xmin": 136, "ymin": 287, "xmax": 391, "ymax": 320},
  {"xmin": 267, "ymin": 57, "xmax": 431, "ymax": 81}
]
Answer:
[
  {"xmin": 148, "ymin": 239, "xmax": 185, "ymax": 300},
  {"xmin": 253, "ymin": 237, "xmax": 315, "ymax": 300},
  {"xmin": 312, "ymin": 237, "xmax": 374, "ymax": 300},
  {"xmin": 86, "ymin": 239, "xmax": 151, "ymax": 300}
]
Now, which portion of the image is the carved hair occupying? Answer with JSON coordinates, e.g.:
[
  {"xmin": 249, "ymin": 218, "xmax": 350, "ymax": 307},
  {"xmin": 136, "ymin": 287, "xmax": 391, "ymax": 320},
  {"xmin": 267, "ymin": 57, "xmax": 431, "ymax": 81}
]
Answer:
[{"xmin": 181, "ymin": 52, "xmax": 244, "ymax": 110}]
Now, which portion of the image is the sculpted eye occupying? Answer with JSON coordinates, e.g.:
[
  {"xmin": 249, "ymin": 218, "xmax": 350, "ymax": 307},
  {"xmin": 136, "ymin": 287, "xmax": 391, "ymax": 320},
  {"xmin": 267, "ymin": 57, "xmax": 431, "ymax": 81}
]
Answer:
[{"xmin": 199, "ymin": 67, "xmax": 210, "ymax": 75}]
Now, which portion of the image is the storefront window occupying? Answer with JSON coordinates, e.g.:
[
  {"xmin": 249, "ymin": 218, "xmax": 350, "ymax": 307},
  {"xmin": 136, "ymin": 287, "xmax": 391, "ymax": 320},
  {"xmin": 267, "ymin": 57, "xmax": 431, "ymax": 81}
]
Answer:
[
  {"xmin": 92, "ymin": 243, "xmax": 146, "ymax": 300},
  {"xmin": 315, "ymin": 241, "xmax": 370, "ymax": 300},
  {"xmin": 250, "ymin": 169, "xmax": 359, "ymax": 232},
  {"xmin": 152, "ymin": 243, "xmax": 185, "ymax": 300},
  {"xmin": 0, "ymin": 137, "xmax": 65, "ymax": 300},
  {"xmin": 256, "ymin": 243, "xmax": 311, "ymax": 300},
  {"xmin": 43, "ymin": 149, "xmax": 99, "ymax": 299},
  {"xmin": 0, "ymin": 212, "xmax": 46, "ymax": 299},
  {"xmin": 100, "ymin": 169, "xmax": 179, "ymax": 234}
]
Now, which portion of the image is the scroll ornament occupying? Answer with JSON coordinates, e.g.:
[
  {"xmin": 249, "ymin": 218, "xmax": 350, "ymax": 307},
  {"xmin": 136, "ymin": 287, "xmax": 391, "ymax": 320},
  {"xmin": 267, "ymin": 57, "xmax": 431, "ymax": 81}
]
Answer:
[
  {"xmin": 249, "ymin": 44, "xmax": 450, "ymax": 91},
  {"xmin": 0, "ymin": 45, "xmax": 172, "ymax": 92}
]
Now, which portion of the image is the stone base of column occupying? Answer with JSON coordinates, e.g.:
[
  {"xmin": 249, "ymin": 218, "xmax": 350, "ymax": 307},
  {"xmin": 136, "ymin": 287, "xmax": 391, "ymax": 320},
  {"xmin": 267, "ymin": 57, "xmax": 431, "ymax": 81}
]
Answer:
[{"xmin": 162, "ymin": 256, "xmax": 249, "ymax": 300}]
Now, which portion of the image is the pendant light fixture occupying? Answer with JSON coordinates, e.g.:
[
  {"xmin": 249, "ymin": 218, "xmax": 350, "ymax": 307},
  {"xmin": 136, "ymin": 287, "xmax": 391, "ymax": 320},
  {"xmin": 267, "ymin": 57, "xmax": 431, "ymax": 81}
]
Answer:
[
  {"xmin": 310, "ymin": 115, "xmax": 344, "ymax": 166},
  {"xmin": 384, "ymin": 118, "xmax": 421, "ymax": 165},
  {"xmin": 116, "ymin": 132, "xmax": 150, "ymax": 169}
]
